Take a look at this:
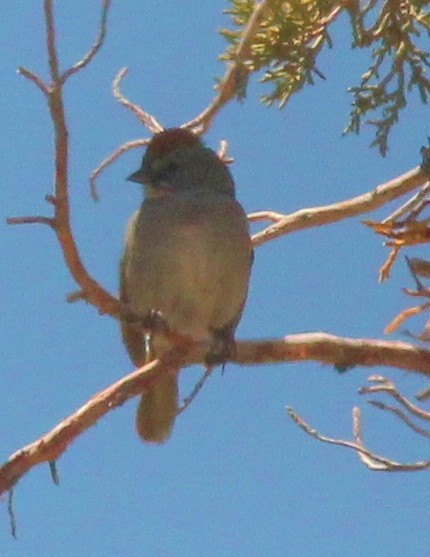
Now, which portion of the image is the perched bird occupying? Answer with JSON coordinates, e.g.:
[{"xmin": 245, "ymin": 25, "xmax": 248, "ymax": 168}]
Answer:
[{"xmin": 120, "ymin": 128, "xmax": 253, "ymax": 443}]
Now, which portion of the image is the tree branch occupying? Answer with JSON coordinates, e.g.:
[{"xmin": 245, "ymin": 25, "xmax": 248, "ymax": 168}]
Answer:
[
  {"xmin": 9, "ymin": 0, "xmax": 119, "ymax": 317},
  {"xmin": 2, "ymin": 332, "xmax": 430, "ymax": 496},
  {"xmin": 288, "ymin": 405, "xmax": 430, "ymax": 472},
  {"xmin": 89, "ymin": 138, "xmax": 149, "ymax": 201},
  {"xmin": 60, "ymin": 0, "xmax": 111, "ymax": 83},
  {"xmin": 112, "ymin": 68, "xmax": 163, "ymax": 133},
  {"xmin": 184, "ymin": 0, "xmax": 279, "ymax": 133},
  {"xmin": 251, "ymin": 165, "xmax": 428, "ymax": 246}
]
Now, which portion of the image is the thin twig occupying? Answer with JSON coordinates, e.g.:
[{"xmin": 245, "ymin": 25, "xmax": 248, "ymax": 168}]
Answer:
[
  {"xmin": 16, "ymin": 67, "xmax": 49, "ymax": 95},
  {"xmin": 360, "ymin": 377, "xmax": 430, "ymax": 421},
  {"xmin": 112, "ymin": 68, "xmax": 163, "ymax": 133},
  {"xmin": 287, "ymin": 405, "xmax": 430, "ymax": 471},
  {"xmin": 385, "ymin": 300, "xmax": 430, "ymax": 334},
  {"xmin": 184, "ymin": 0, "xmax": 279, "ymax": 132},
  {"xmin": 382, "ymin": 182, "xmax": 430, "ymax": 224},
  {"xmin": 8, "ymin": 489, "xmax": 17, "ymax": 539},
  {"xmin": 89, "ymin": 138, "xmax": 149, "ymax": 201},
  {"xmin": 6, "ymin": 216, "xmax": 55, "ymax": 227},
  {"xmin": 177, "ymin": 367, "xmax": 213, "ymax": 415},
  {"xmin": 60, "ymin": 0, "xmax": 111, "ymax": 83},
  {"xmin": 248, "ymin": 211, "xmax": 285, "ymax": 223},
  {"xmin": 44, "ymin": 0, "xmax": 60, "ymax": 82},
  {"xmin": 368, "ymin": 400, "xmax": 430, "ymax": 438}
]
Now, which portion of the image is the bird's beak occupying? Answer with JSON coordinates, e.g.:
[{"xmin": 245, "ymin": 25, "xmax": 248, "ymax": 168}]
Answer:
[{"xmin": 127, "ymin": 167, "xmax": 147, "ymax": 184}]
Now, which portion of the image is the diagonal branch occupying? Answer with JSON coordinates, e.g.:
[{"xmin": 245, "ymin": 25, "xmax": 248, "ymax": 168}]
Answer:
[
  {"xmin": 60, "ymin": 0, "xmax": 111, "ymax": 83},
  {"xmin": 288, "ymin": 405, "xmax": 430, "ymax": 472},
  {"xmin": 251, "ymin": 165, "xmax": 428, "ymax": 246},
  {"xmin": 184, "ymin": 0, "xmax": 279, "ymax": 133},
  {"xmin": 113, "ymin": 68, "xmax": 163, "ymax": 133},
  {"xmin": 2, "ymin": 332, "xmax": 430, "ymax": 496}
]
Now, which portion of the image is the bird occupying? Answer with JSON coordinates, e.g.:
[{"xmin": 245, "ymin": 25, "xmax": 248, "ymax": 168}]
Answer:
[{"xmin": 119, "ymin": 127, "xmax": 253, "ymax": 443}]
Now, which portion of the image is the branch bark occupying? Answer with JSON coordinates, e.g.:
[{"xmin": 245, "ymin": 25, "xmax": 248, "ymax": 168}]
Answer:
[
  {"xmin": 251, "ymin": 165, "xmax": 428, "ymax": 246},
  {"xmin": 1, "ymin": 332, "xmax": 430, "ymax": 496}
]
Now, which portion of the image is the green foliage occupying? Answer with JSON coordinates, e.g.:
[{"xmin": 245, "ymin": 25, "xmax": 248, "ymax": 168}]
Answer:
[{"xmin": 220, "ymin": 0, "xmax": 430, "ymax": 155}]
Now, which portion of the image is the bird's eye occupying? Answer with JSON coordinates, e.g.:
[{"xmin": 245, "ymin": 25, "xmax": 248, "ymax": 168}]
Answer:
[{"xmin": 154, "ymin": 161, "xmax": 179, "ymax": 180}]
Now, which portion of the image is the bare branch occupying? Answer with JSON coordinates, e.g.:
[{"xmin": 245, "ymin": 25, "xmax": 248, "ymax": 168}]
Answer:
[
  {"xmin": 16, "ymin": 67, "xmax": 49, "ymax": 95},
  {"xmin": 382, "ymin": 183, "xmax": 430, "ymax": 224},
  {"xmin": 6, "ymin": 216, "xmax": 55, "ymax": 227},
  {"xmin": 177, "ymin": 367, "xmax": 213, "ymax": 415},
  {"xmin": 288, "ymin": 405, "xmax": 430, "ymax": 472},
  {"xmin": 233, "ymin": 333, "xmax": 430, "ymax": 378},
  {"xmin": 252, "ymin": 165, "xmax": 428, "ymax": 246},
  {"xmin": 184, "ymin": 0, "xmax": 279, "ymax": 133},
  {"xmin": 112, "ymin": 68, "xmax": 163, "ymax": 133},
  {"xmin": 248, "ymin": 211, "xmax": 285, "ymax": 224},
  {"xmin": 360, "ymin": 376, "xmax": 430, "ymax": 421},
  {"xmin": 385, "ymin": 301, "xmax": 430, "ymax": 335},
  {"xmin": 89, "ymin": 138, "xmax": 149, "ymax": 201},
  {"xmin": 0, "ymin": 358, "xmax": 162, "ymax": 496},
  {"xmin": 367, "ymin": 400, "xmax": 430, "ymax": 439},
  {"xmin": 3, "ymin": 332, "xmax": 430, "ymax": 494},
  {"xmin": 60, "ymin": 0, "xmax": 111, "ymax": 83},
  {"xmin": 44, "ymin": 0, "xmax": 60, "ymax": 82},
  {"xmin": 10, "ymin": 0, "xmax": 120, "ymax": 318}
]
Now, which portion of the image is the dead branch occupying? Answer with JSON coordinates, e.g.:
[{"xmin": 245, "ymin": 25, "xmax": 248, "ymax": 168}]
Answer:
[
  {"xmin": 360, "ymin": 376, "xmax": 430, "ymax": 422},
  {"xmin": 177, "ymin": 367, "xmax": 213, "ymax": 415},
  {"xmin": 2, "ymin": 332, "xmax": 430, "ymax": 496},
  {"xmin": 288, "ymin": 406, "xmax": 430, "ymax": 472},
  {"xmin": 0, "ymin": 358, "xmax": 162, "ymax": 496},
  {"xmin": 232, "ymin": 332, "xmax": 430, "ymax": 377},
  {"xmin": 112, "ymin": 67, "xmax": 163, "ymax": 133},
  {"xmin": 89, "ymin": 138, "xmax": 149, "ymax": 201},
  {"xmin": 183, "ymin": 0, "xmax": 279, "ymax": 133},
  {"xmin": 367, "ymin": 400, "xmax": 430, "ymax": 439},
  {"xmin": 10, "ymin": 0, "xmax": 119, "ymax": 318},
  {"xmin": 252, "ymin": 165, "xmax": 428, "ymax": 246},
  {"xmin": 60, "ymin": 0, "xmax": 111, "ymax": 83}
]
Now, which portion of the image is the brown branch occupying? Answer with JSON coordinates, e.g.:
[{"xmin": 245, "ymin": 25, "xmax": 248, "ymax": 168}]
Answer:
[
  {"xmin": 60, "ymin": 0, "xmax": 111, "ymax": 83},
  {"xmin": 2, "ymin": 332, "xmax": 430, "ymax": 495},
  {"xmin": 234, "ymin": 332, "xmax": 430, "ymax": 378},
  {"xmin": 16, "ymin": 67, "xmax": 49, "ymax": 95},
  {"xmin": 251, "ymin": 165, "xmax": 428, "ymax": 246},
  {"xmin": 9, "ymin": 0, "xmax": 120, "ymax": 318},
  {"xmin": 382, "ymin": 183, "xmax": 430, "ymax": 224},
  {"xmin": 0, "ymin": 359, "xmax": 162, "ymax": 496},
  {"xmin": 184, "ymin": 0, "xmax": 279, "ymax": 133},
  {"xmin": 44, "ymin": 0, "xmax": 59, "ymax": 82},
  {"xmin": 112, "ymin": 67, "xmax": 163, "ymax": 133},
  {"xmin": 6, "ymin": 216, "xmax": 55, "ymax": 227},
  {"xmin": 385, "ymin": 300, "xmax": 430, "ymax": 334}
]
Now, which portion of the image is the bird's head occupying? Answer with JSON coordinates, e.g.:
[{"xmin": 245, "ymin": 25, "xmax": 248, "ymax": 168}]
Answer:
[{"xmin": 127, "ymin": 128, "xmax": 235, "ymax": 197}]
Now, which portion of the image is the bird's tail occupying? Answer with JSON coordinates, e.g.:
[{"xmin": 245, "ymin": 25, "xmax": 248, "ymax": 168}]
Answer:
[{"xmin": 135, "ymin": 372, "xmax": 178, "ymax": 443}]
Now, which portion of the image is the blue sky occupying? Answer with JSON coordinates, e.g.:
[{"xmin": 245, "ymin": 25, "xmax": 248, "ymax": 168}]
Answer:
[{"xmin": 2, "ymin": 2, "xmax": 430, "ymax": 555}]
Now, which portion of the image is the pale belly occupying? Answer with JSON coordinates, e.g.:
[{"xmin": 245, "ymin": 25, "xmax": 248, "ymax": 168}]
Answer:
[{"xmin": 122, "ymin": 194, "xmax": 252, "ymax": 350}]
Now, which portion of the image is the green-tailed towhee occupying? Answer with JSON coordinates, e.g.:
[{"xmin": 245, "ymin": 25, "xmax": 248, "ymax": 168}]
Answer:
[{"xmin": 120, "ymin": 128, "xmax": 253, "ymax": 443}]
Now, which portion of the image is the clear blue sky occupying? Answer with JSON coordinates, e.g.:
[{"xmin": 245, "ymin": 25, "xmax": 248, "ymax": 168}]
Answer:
[{"xmin": 2, "ymin": 2, "xmax": 430, "ymax": 555}]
